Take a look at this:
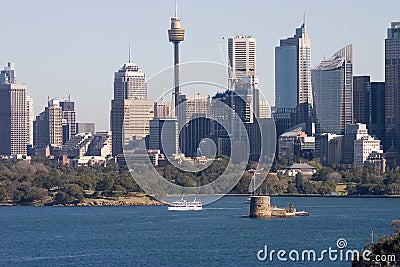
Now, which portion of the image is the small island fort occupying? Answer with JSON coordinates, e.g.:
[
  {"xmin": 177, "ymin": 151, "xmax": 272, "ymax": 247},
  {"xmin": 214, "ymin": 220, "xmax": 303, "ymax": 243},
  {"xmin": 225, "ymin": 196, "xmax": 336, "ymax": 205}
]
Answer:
[{"xmin": 249, "ymin": 196, "xmax": 309, "ymax": 218}]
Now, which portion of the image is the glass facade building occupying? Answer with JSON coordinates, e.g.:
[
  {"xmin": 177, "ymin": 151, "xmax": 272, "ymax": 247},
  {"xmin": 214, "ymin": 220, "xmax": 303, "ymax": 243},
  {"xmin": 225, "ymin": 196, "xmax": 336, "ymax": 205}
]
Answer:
[{"xmin": 312, "ymin": 45, "xmax": 353, "ymax": 134}]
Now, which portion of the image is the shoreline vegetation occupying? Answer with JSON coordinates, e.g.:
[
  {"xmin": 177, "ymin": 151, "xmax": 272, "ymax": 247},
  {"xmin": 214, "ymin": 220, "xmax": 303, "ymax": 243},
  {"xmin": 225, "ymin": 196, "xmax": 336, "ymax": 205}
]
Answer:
[
  {"xmin": 1, "ymin": 194, "xmax": 400, "ymax": 207},
  {"xmin": 0, "ymin": 156, "xmax": 400, "ymax": 206}
]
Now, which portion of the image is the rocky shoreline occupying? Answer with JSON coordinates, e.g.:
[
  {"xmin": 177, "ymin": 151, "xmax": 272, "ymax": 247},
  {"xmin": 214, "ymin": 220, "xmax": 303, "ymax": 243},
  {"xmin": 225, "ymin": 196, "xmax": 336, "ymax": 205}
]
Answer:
[{"xmin": 60, "ymin": 200, "xmax": 165, "ymax": 207}]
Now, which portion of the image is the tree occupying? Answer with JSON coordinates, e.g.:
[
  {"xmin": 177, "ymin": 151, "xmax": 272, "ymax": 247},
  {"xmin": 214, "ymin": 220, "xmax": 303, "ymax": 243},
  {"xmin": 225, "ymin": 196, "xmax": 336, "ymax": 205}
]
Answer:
[
  {"xmin": 295, "ymin": 173, "xmax": 304, "ymax": 193},
  {"xmin": 0, "ymin": 185, "xmax": 7, "ymax": 201},
  {"xmin": 391, "ymin": 219, "xmax": 400, "ymax": 234}
]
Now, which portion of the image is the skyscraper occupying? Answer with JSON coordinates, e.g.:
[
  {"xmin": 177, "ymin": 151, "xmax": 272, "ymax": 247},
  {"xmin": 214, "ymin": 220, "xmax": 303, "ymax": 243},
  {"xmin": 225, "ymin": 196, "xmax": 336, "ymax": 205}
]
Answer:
[
  {"xmin": 353, "ymin": 76, "xmax": 371, "ymax": 125},
  {"xmin": 33, "ymin": 99, "xmax": 63, "ymax": 149},
  {"xmin": 312, "ymin": 45, "xmax": 353, "ymax": 134},
  {"xmin": 0, "ymin": 83, "xmax": 28, "ymax": 155},
  {"xmin": 228, "ymin": 35, "xmax": 256, "ymax": 81},
  {"xmin": 113, "ymin": 62, "xmax": 147, "ymax": 100},
  {"xmin": 228, "ymin": 35, "xmax": 259, "ymax": 121},
  {"xmin": 275, "ymin": 21, "xmax": 312, "ymax": 134},
  {"xmin": 60, "ymin": 96, "xmax": 76, "ymax": 144},
  {"xmin": 385, "ymin": 22, "xmax": 400, "ymax": 151},
  {"xmin": 370, "ymin": 82, "xmax": 385, "ymax": 143},
  {"xmin": 110, "ymin": 59, "xmax": 153, "ymax": 157},
  {"xmin": 0, "ymin": 62, "xmax": 16, "ymax": 84}
]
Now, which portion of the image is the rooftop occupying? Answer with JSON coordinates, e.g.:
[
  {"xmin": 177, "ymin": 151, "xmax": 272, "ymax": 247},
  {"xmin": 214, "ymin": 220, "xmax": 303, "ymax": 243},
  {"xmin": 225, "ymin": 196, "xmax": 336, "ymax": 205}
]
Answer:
[{"xmin": 287, "ymin": 163, "xmax": 316, "ymax": 170}]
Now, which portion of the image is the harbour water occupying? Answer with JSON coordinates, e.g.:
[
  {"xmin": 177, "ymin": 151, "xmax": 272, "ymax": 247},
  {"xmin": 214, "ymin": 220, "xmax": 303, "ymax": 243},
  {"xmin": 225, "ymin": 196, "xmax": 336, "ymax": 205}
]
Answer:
[{"xmin": 0, "ymin": 196, "xmax": 399, "ymax": 266}]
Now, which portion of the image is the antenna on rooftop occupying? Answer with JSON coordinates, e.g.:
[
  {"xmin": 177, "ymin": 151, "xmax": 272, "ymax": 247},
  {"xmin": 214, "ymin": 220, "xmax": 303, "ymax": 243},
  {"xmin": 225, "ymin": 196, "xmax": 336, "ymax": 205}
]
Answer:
[{"xmin": 128, "ymin": 43, "xmax": 131, "ymax": 63}]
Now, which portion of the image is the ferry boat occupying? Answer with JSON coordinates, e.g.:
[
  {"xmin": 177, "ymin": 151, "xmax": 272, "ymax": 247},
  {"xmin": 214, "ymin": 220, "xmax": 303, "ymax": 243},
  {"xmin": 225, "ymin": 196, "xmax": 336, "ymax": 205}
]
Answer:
[{"xmin": 167, "ymin": 197, "xmax": 202, "ymax": 211}]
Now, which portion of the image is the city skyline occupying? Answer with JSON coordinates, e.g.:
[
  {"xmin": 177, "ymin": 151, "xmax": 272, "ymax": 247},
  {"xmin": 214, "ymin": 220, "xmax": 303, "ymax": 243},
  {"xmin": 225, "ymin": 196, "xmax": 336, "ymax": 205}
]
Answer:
[{"xmin": 0, "ymin": 1, "xmax": 399, "ymax": 130}]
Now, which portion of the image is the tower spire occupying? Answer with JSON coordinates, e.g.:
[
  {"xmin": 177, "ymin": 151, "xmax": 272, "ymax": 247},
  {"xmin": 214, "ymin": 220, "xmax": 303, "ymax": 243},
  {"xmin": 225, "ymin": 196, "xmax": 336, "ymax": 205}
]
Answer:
[
  {"xmin": 128, "ymin": 43, "xmax": 131, "ymax": 63},
  {"xmin": 175, "ymin": 0, "xmax": 178, "ymax": 17}
]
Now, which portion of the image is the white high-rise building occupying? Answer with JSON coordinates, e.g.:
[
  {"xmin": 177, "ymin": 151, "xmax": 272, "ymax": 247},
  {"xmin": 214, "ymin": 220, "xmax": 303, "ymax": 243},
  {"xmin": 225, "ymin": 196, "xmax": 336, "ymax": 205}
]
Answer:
[
  {"xmin": 228, "ymin": 35, "xmax": 256, "ymax": 80},
  {"xmin": 227, "ymin": 35, "xmax": 260, "ymax": 119},
  {"xmin": 0, "ymin": 83, "xmax": 28, "ymax": 155}
]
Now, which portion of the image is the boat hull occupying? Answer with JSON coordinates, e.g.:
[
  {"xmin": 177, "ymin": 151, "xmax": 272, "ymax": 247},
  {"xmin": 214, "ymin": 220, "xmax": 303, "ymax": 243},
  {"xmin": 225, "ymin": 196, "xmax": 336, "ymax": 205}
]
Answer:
[{"xmin": 167, "ymin": 206, "xmax": 203, "ymax": 211}]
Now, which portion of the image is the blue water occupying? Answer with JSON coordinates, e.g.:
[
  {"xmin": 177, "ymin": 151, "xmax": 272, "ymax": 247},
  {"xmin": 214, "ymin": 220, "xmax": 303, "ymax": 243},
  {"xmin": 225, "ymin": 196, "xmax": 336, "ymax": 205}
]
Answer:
[{"xmin": 0, "ymin": 197, "xmax": 399, "ymax": 266}]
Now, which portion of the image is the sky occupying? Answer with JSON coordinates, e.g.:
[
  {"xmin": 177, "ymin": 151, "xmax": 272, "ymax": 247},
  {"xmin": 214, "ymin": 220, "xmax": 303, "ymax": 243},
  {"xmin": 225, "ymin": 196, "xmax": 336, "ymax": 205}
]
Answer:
[{"xmin": 1, "ymin": 0, "xmax": 399, "ymax": 131}]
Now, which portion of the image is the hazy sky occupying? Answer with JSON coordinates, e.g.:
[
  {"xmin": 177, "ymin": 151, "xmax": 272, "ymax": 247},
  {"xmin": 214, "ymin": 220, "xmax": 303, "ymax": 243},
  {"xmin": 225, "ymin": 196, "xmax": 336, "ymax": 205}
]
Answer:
[{"xmin": 1, "ymin": 0, "xmax": 399, "ymax": 130}]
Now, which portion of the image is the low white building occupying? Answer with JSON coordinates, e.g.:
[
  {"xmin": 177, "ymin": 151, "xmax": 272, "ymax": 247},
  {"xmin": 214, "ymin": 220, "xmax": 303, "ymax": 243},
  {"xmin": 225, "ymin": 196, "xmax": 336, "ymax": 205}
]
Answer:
[
  {"xmin": 354, "ymin": 135, "xmax": 382, "ymax": 166},
  {"xmin": 278, "ymin": 163, "xmax": 317, "ymax": 177}
]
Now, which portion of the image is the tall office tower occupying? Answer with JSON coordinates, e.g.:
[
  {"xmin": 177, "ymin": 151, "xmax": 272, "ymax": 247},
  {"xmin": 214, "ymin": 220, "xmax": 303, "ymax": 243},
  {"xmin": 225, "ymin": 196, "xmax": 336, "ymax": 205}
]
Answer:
[
  {"xmin": 228, "ymin": 36, "xmax": 259, "ymax": 119},
  {"xmin": 370, "ymin": 82, "xmax": 385, "ymax": 143},
  {"xmin": 275, "ymin": 21, "xmax": 312, "ymax": 134},
  {"xmin": 168, "ymin": 2, "xmax": 185, "ymax": 115},
  {"xmin": 33, "ymin": 99, "xmax": 63, "ymax": 148},
  {"xmin": 0, "ymin": 83, "xmax": 28, "ymax": 155},
  {"xmin": 60, "ymin": 96, "xmax": 76, "ymax": 144},
  {"xmin": 111, "ymin": 56, "xmax": 153, "ymax": 156},
  {"xmin": 312, "ymin": 44, "xmax": 353, "ymax": 134},
  {"xmin": 353, "ymin": 76, "xmax": 371, "ymax": 126},
  {"xmin": 113, "ymin": 62, "xmax": 147, "ymax": 100},
  {"xmin": 0, "ymin": 62, "xmax": 16, "ymax": 84},
  {"xmin": 385, "ymin": 22, "xmax": 400, "ymax": 151},
  {"xmin": 149, "ymin": 118, "xmax": 178, "ymax": 157},
  {"xmin": 26, "ymin": 95, "xmax": 34, "ymax": 145},
  {"xmin": 228, "ymin": 35, "xmax": 256, "ymax": 81},
  {"xmin": 48, "ymin": 100, "xmax": 63, "ymax": 148}
]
